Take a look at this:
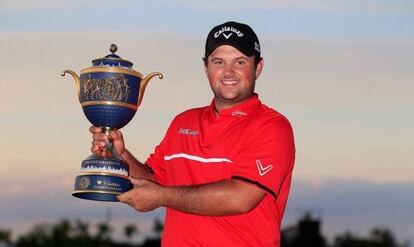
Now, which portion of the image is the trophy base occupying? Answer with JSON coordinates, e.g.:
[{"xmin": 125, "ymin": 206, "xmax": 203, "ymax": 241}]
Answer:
[
  {"xmin": 72, "ymin": 190, "xmax": 120, "ymax": 202},
  {"xmin": 72, "ymin": 155, "xmax": 133, "ymax": 202},
  {"xmin": 73, "ymin": 174, "xmax": 133, "ymax": 202}
]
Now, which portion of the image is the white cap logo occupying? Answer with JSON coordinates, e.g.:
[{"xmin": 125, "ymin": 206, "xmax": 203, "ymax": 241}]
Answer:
[
  {"xmin": 214, "ymin": 26, "xmax": 244, "ymax": 39},
  {"xmin": 254, "ymin": 41, "xmax": 261, "ymax": 53}
]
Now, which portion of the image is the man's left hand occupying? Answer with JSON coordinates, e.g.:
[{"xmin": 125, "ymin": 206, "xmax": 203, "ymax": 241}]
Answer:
[{"xmin": 117, "ymin": 177, "xmax": 165, "ymax": 212}]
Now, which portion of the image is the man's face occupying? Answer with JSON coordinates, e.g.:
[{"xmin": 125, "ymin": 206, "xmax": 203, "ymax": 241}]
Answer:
[{"xmin": 204, "ymin": 45, "xmax": 263, "ymax": 110}]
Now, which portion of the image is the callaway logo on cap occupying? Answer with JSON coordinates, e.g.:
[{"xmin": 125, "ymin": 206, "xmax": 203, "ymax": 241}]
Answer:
[{"xmin": 204, "ymin": 21, "xmax": 261, "ymax": 59}]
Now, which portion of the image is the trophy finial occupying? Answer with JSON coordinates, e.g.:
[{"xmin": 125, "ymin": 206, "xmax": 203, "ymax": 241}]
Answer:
[{"xmin": 110, "ymin": 44, "xmax": 117, "ymax": 54}]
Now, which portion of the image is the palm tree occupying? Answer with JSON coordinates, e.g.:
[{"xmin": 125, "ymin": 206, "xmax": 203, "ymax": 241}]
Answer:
[
  {"xmin": 96, "ymin": 221, "xmax": 112, "ymax": 242},
  {"xmin": 74, "ymin": 219, "xmax": 89, "ymax": 237},
  {"xmin": 123, "ymin": 224, "xmax": 138, "ymax": 246},
  {"xmin": 153, "ymin": 218, "xmax": 164, "ymax": 238},
  {"xmin": 51, "ymin": 219, "xmax": 73, "ymax": 245},
  {"xmin": 0, "ymin": 228, "xmax": 12, "ymax": 245}
]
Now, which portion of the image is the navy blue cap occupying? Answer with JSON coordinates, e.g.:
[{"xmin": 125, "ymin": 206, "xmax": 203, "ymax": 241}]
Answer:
[{"xmin": 205, "ymin": 21, "xmax": 261, "ymax": 59}]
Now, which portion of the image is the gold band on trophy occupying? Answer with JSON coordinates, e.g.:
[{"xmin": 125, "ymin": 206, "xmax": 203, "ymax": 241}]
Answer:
[
  {"xmin": 73, "ymin": 190, "xmax": 123, "ymax": 195},
  {"xmin": 81, "ymin": 100, "xmax": 138, "ymax": 111},
  {"xmin": 79, "ymin": 171, "xmax": 129, "ymax": 179},
  {"xmin": 81, "ymin": 67, "xmax": 143, "ymax": 78}
]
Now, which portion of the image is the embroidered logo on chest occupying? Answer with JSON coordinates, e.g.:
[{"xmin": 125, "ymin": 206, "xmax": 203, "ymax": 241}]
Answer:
[
  {"xmin": 231, "ymin": 110, "xmax": 247, "ymax": 117},
  {"xmin": 256, "ymin": 160, "xmax": 273, "ymax": 176},
  {"xmin": 178, "ymin": 128, "xmax": 199, "ymax": 136}
]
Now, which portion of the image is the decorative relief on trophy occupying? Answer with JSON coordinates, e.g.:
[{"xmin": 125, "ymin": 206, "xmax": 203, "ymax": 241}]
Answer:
[
  {"xmin": 82, "ymin": 74, "xmax": 130, "ymax": 102},
  {"xmin": 61, "ymin": 44, "xmax": 163, "ymax": 202}
]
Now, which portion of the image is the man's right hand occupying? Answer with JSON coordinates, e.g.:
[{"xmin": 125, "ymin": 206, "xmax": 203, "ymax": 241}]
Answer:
[
  {"xmin": 90, "ymin": 126, "xmax": 155, "ymax": 181},
  {"xmin": 90, "ymin": 126, "xmax": 126, "ymax": 159}
]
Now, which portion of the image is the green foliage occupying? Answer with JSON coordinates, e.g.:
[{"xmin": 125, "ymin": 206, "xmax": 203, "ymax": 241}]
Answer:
[
  {"xmin": 12, "ymin": 220, "xmax": 110, "ymax": 247},
  {"xmin": 333, "ymin": 228, "xmax": 409, "ymax": 247},
  {"xmin": 9, "ymin": 219, "xmax": 160, "ymax": 247},
  {"xmin": 124, "ymin": 224, "xmax": 139, "ymax": 243},
  {"xmin": 152, "ymin": 218, "xmax": 163, "ymax": 236},
  {"xmin": 2, "ymin": 217, "xmax": 410, "ymax": 247},
  {"xmin": 0, "ymin": 228, "xmax": 12, "ymax": 244}
]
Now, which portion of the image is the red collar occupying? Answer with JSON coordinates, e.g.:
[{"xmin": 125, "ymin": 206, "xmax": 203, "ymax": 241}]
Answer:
[{"xmin": 209, "ymin": 94, "xmax": 261, "ymax": 118}]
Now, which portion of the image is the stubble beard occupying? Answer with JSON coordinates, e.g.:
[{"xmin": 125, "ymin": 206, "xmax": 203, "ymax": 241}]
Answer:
[{"xmin": 211, "ymin": 80, "xmax": 256, "ymax": 109}]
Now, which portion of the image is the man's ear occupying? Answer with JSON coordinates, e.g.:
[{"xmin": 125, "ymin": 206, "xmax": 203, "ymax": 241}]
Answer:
[
  {"xmin": 255, "ymin": 58, "xmax": 264, "ymax": 79},
  {"xmin": 203, "ymin": 57, "xmax": 208, "ymax": 75}
]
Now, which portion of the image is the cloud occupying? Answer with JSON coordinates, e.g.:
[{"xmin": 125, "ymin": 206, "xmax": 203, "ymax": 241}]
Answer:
[
  {"xmin": 1, "ymin": 0, "xmax": 413, "ymax": 14},
  {"xmin": 173, "ymin": 0, "xmax": 414, "ymax": 14},
  {"xmin": 0, "ymin": 0, "xmax": 76, "ymax": 11},
  {"xmin": 0, "ymin": 0, "xmax": 118, "ymax": 11},
  {"xmin": 0, "ymin": 32, "xmax": 207, "ymax": 114},
  {"xmin": 2, "ymin": 32, "xmax": 413, "ymax": 115}
]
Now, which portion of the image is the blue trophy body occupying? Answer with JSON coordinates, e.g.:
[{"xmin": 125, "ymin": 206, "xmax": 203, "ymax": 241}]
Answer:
[{"xmin": 62, "ymin": 44, "xmax": 163, "ymax": 201}]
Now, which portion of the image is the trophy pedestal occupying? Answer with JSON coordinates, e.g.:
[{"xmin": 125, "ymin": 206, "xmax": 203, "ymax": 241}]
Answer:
[{"xmin": 72, "ymin": 154, "xmax": 132, "ymax": 202}]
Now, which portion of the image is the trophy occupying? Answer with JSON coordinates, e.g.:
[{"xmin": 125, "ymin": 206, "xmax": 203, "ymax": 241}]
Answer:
[{"xmin": 62, "ymin": 44, "xmax": 163, "ymax": 202}]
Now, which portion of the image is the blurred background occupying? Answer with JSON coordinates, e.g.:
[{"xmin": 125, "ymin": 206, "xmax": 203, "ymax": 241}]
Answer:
[{"xmin": 0, "ymin": 0, "xmax": 413, "ymax": 246}]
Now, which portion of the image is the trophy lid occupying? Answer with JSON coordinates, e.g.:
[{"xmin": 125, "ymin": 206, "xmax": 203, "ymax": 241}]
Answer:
[{"xmin": 91, "ymin": 44, "xmax": 133, "ymax": 69}]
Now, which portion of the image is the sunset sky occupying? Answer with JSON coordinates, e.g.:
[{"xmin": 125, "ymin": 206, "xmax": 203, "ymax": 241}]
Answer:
[{"xmin": 1, "ymin": 0, "xmax": 413, "ymax": 244}]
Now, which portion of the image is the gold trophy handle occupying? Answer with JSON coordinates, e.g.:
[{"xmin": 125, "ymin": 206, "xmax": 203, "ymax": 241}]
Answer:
[
  {"xmin": 138, "ymin": 72, "xmax": 163, "ymax": 107},
  {"xmin": 61, "ymin": 70, "xmax": 81, "ymax": 100}
]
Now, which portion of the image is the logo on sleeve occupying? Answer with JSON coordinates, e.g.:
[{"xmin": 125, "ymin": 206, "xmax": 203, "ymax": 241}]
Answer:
[
  {"xmin": 178, "ymin": 128, "xmax": 199, "ymax": 136},
  {"xmin": 256, "ymin": 160, "xmax": 273, "ymax": 176}
]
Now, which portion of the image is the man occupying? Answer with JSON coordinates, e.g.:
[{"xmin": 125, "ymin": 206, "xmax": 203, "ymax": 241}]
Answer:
[{"xmin": 91, "ymin": 21, "xmax": 295, "ymax": 246}]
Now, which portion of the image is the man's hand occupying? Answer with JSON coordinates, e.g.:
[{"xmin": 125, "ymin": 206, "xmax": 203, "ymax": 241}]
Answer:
[
  {"xmin": 118, "ymin": 177, "xmax": 165, "ymax": 212},
  {"xmin": 90, "ymin": 126, "xmax": 126, "ymax": 159},
  {"xmin": 118, "ymin": 177, "xmax": 266, "ymax": 216}
]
